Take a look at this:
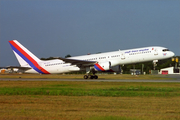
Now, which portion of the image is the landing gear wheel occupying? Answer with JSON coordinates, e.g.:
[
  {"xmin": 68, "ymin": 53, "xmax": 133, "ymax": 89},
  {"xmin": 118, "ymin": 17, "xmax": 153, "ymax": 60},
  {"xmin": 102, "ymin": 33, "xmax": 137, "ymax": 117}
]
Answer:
[
  {"xmin": 89, "ymin": 75, "xmax": 94, "ymax": 79},
  {"xmin": 84, "ymin": 75, "xmax": 88, "ymax": 79},
  {"xmin": 94, "ymin": 75, "xmax": 98, "ymax": 79},
  {"xmin": 83, "ymin": 75, "xmax": 98, "ymax": 79}
]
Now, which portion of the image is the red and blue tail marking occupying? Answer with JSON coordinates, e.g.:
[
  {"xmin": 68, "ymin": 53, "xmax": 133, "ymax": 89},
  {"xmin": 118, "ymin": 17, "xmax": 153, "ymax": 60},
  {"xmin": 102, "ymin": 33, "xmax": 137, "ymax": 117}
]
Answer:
[{"xmin": 9, "ymin": 40, "xmax": 50, "ymax": 74}]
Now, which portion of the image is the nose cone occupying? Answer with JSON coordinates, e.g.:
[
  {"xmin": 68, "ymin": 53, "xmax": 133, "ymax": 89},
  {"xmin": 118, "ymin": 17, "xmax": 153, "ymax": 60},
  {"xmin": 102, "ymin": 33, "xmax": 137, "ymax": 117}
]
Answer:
[{"xmin": 170, "ymin": 51, "xmax": 175, "ymax": 57}]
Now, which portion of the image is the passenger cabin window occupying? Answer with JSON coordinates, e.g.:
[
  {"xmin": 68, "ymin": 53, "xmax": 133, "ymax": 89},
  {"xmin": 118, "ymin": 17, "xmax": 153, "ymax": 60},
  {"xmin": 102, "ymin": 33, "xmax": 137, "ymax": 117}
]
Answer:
[{"xmin": 162, "ymin": 49, "xmax": 169, "ymax": 52}]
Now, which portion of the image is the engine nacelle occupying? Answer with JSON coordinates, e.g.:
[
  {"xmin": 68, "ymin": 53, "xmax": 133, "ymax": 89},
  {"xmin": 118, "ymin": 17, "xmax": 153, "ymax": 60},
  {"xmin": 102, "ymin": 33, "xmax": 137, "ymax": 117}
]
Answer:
[{"xmin": 94, "ymin": 62, "xmax": 111, "ymax": 71}]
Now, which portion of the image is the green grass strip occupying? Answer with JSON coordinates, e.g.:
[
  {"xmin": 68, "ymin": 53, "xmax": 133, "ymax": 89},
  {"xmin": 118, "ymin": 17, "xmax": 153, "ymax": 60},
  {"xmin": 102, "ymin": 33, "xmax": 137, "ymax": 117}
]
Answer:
[{"xmin": 0, "ymin": 86, "xmax": 180, "ymax": 97}]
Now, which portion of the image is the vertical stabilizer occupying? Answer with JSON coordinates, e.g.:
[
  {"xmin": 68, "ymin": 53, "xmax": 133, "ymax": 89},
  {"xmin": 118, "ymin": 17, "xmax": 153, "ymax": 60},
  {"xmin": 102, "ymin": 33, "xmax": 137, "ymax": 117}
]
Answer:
[
  {"xmin": 9, "ymin": 40, "xmax": 50, "ymax": 74},
  {"xmin": 9, "ymin": 40, "xmax": 40, "ymax": 66}
]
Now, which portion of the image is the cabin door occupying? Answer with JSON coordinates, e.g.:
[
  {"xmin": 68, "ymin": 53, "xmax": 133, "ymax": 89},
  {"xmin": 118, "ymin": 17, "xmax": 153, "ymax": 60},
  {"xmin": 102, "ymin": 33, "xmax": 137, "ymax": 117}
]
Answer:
[
  {"xmin": 121, "ymin": 52, "xmax": 125, "ymax": 60},
  {"xmin": 154, "ymin": 48, "xmax": 158, "ymax": 55}
]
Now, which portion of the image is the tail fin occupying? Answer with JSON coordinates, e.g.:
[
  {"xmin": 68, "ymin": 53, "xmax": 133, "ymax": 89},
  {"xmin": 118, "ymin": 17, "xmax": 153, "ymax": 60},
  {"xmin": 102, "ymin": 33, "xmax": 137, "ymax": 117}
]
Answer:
[
  {"xmin": 9, "ymin": 40, "xmax": 50, "ymax": 74},
  {"xmin": 9, "ymin": 40, "xmax": 41, "ymax": 67}
]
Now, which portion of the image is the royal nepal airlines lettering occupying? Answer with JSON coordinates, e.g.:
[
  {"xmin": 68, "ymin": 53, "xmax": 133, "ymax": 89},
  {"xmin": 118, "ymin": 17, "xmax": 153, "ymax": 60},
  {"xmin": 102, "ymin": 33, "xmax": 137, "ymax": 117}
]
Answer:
[
  {"xmin": 125, "ymin": 48, "xmax": 149, "ymax": 54},
  {"xmin": 9, "ymin": 41, "xmax": 50, "ymax": 74}
]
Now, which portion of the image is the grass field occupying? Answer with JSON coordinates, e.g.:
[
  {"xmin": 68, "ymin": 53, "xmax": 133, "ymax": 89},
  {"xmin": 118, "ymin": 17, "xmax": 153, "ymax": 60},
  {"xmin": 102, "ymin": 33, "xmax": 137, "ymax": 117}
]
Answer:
[{"xmin": 0, "ymin": 74, "xmax": 180, "ymax": 120}]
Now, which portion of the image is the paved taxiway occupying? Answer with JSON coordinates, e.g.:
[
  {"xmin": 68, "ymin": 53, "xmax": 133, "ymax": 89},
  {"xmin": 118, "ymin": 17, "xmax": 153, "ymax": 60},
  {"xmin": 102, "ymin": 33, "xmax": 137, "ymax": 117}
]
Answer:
[{"xmin": 0, "ymin": 74, "xmax": 180, "ymax": 82}]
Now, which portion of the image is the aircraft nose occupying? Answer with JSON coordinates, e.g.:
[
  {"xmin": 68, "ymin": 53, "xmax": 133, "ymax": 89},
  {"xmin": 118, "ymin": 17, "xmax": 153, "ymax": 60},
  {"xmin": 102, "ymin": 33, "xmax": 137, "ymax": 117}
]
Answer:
[{"xmin": 171, "ymin": 51, "xmax": 175, "ymax": 57}]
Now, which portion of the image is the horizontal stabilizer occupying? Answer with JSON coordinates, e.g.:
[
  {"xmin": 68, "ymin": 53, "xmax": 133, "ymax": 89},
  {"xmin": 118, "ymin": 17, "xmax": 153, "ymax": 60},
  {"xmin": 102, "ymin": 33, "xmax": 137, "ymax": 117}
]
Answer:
[{"xmin": 6, "ymin": 66, "xmax": 32, "ymax": 71}]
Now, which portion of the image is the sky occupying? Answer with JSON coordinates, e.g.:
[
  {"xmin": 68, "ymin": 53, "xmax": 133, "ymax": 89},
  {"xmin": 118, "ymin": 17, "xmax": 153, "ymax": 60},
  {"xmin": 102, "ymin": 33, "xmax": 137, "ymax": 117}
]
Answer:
[{"xmin": 0, "ymin": 0, "xmax": 180, "ymax": 66}]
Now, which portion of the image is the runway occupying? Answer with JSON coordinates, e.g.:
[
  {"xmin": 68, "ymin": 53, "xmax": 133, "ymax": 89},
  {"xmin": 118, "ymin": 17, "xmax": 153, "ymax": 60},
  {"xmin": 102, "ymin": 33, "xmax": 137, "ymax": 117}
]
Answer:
[{"xmin": 1, "ymin": 78, "xmax": 180, "ymax": 83}]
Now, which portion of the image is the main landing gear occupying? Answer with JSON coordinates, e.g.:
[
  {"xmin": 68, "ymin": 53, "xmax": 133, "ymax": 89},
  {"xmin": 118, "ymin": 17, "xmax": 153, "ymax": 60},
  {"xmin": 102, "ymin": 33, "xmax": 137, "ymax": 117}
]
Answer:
[
  {"xmin": 84, "ymin": 68, "xmax": 98, "ymax": 79},
  {"xmin": 84, "ymin": 75, "xmax": 98, "ymax": 79}
]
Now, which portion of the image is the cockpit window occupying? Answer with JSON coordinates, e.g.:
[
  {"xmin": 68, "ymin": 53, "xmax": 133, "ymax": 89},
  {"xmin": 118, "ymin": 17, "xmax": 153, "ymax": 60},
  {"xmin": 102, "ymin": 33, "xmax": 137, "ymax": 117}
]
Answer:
[{"xmin": 162, "ymin": 49, "xmax": 170, "ymax": 52}]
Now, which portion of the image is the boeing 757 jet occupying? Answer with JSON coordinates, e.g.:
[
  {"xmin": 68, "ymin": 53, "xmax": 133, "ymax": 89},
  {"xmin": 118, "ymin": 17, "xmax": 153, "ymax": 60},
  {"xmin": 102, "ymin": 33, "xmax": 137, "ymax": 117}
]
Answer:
[{"xmin": 9, "ymin": 40, "xmax": 175, "ymax": 79}]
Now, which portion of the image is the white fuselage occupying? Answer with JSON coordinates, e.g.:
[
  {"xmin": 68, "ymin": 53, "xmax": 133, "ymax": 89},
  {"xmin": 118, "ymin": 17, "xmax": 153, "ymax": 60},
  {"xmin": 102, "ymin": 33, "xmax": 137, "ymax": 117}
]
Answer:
[{"xmin": 26, "ymin": 46, "xmax": 174, "ymax": 74}]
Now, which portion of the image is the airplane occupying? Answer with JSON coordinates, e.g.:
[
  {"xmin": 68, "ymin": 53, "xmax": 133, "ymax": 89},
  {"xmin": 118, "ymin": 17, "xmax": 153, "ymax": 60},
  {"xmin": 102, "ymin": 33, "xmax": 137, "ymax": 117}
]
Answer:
[{"xmin": 9, "ymin": 40, "xmax": 175, "ymax": 79}]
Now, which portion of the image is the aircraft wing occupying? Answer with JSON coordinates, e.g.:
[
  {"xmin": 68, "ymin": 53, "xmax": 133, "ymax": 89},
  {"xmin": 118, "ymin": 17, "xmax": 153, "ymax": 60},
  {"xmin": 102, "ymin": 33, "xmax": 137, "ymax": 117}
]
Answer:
[{"xmin": 58, "ymin": 57, "xmax": 96, "ymax": 66}]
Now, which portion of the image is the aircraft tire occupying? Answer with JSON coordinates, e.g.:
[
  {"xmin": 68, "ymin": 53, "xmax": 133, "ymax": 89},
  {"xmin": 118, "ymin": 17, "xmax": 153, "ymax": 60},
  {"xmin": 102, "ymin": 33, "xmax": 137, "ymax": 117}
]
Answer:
[
  {"xmin": 89, "ymin": 75, "xmax": 94, "ymax": 79},
  {"xmin": 94, "ymin": 75, "xmax": 98, "ymax": 79},
  {"xmin": 84, "ymin": 75, "xmax": 98, "ymax": 79},
  {"xmin": 84, "ymin": 75, "xmax": 88, "ymax": 79}
]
